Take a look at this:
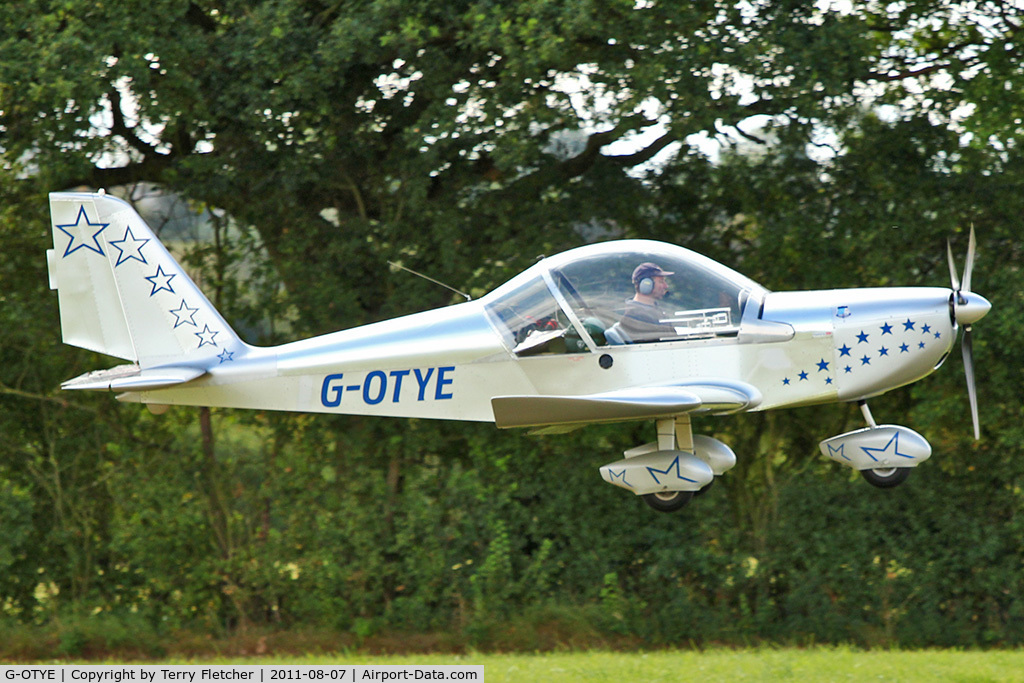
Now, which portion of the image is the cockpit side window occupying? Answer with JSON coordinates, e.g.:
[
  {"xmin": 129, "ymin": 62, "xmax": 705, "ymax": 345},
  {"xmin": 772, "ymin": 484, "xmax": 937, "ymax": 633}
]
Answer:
[{"xmin": 553, "ymin": 251, "xmax": 751, "ymax": 344}]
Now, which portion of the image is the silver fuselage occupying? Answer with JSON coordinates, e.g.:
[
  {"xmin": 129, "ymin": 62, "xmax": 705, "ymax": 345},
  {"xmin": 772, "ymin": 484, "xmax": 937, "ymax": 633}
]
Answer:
[{"xmin": 120, "ymin": 286, "xmax": 958, "ymax": 423}]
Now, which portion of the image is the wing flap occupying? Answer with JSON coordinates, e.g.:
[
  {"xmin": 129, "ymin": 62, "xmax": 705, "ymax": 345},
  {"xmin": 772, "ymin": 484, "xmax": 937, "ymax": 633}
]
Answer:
[{"xmin": 492, "ymin": 380, "xmax": 761, "ymax": 429}]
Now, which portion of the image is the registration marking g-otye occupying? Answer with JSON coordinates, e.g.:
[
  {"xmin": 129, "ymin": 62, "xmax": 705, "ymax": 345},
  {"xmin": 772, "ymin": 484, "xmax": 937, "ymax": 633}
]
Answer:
[{"xmin": 320, "ymin": 366, "xmax": 455, "ymax": 408}]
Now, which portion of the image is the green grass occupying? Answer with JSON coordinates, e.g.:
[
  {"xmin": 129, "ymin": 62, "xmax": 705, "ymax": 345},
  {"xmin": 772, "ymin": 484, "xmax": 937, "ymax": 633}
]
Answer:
[{"xmin": 198, "ymin": 649, "xmax": 1024, "ymax": 682}]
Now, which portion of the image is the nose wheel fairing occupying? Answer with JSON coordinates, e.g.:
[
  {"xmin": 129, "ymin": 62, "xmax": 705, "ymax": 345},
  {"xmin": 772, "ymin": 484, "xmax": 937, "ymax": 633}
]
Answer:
[
  {"xmin": 819, "ymin": 424, "xmax": 932, "ymax": 473},
  {"xmin": 819, "ymin": 402, "xmax": 930, "ymax": 489}
]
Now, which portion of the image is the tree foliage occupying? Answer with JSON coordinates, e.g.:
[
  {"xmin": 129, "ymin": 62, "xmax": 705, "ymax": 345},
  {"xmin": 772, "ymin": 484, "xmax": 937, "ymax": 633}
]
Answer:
[{"xmin": 2, "ymin": 0, "xmax": 1024, "ymax": 648}]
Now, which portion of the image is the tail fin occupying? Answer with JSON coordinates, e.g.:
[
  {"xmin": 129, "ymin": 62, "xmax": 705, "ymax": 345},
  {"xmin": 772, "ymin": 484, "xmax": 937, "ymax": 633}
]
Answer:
[{"xmin": 47, "ymin": 191, "xmax": 245, "ymax": 373}]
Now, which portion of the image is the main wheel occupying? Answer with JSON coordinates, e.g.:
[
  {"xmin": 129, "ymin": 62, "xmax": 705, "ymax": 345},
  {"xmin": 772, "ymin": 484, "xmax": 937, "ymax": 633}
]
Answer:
[
  {"xmin": 861, "ymin": 467, "xmax": 911, "ymax": 489},
  {"xmin": 642, "ymin": 490, "xmax": 694, "ymax": 512}
]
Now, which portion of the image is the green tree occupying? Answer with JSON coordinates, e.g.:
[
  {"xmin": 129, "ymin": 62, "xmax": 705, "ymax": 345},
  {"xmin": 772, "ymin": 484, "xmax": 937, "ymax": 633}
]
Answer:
[
  {"xmin": 7, "ymin": 1, "xmax": 1019, "ymax": 324},
  {"xmin": 3, "ymin": 0, "xmax": 1024, "ymax": 644}
]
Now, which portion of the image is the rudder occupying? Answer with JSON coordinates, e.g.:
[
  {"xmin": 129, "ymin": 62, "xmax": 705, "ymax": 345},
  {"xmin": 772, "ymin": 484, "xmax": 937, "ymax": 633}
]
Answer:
[{"xmin": 47, "ymin": 191, "xmax": 245, "ymax": 369}]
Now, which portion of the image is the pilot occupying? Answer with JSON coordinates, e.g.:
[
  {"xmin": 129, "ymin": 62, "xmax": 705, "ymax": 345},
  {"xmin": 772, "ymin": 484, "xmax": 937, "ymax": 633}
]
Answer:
[{"xmin": 619, "ymin": 262, "xmax": 676, "ymax": 341}]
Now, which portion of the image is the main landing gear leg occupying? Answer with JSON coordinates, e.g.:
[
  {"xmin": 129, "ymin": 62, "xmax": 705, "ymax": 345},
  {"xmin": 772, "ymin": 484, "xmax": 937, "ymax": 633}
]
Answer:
[
  {"xmin": 640, "ymin": 417, "xmax": 705, "ymax": 512},
  {"xmin": 858, "ymin": 401, "xmax": 912, "ymax": 489}
]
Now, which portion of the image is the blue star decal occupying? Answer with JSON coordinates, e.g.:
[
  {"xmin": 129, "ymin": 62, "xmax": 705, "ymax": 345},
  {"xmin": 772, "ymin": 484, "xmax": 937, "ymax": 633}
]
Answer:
[
  {"xmin": 860, "ymin": 431, "xmax": 915, "ymax": 462},
  {"xmin": 816, "ymin": 358, "xmax": 830, "ymax": 372},
  {"xmin": 878, "ymin": 346, "xmax": 889, "ymax": 357},
  {"xmin": 56, "ymin": 206, "xmax": 109, "ymax": 257},
  {"xmin": 145, "ymin": 265, "xmax": 177, "ymax": 296},
  {"xmin": 880, "ymin": 322, "xmax": 893, "ymax": 335},
  {"xmin": 825, "ymin": 377, "xmax": 833, "ymax": 385},
  {"xmin": 838, "ymin": 344, "xmax": 852, "ymax": 357},
  {"xmin": 109, "ymin": 225, "xmax": 150, "ymax": 266},
  {"xmin": 827, "ymin": 443, "xmax": 850, "ymax": 462},
  {"xmin": 921, "ymin": 324, "xmax": 931, "ymax": 334},
  {"xmin": 845, "ymin": 365, "xmax": 853, "ymax": 373},
  {"xmin": 903, "ymin": 319, "xmax": 916, "ymax": 331},
  {"xmin": 934, "ymin": 331, "xmax": 942, "ymax": 339},
  {"xmin": 798, "ymin": 371, "xmax": 809, "ymax": 381},
  {"xmin": 218, "ymin": 349, "xmax": 235, "ymax": 364},
  {"xmin": 856, "ymin": 331, "xmax": 870, "ymax": 344},
  {"xmin": 607, "ymin": 469, "xmax": 631, "ymax": 488},
  {"xmin": 645, "ymin": 455, "xmax": 698, "ymax": 485},
  {"xmin": 169, "ymin": 299, "xmax": 200, "ymax": 328},
  {"xmin": 860, "ymin": 355, "xmax": 872, "ymax": 366},
  {"xmin": 195, "ymin": 325, "xmax": 219, "ymax": 348},
  {"xmin": 899, "ymin": 343, "xmax": 910, "ymax": 353},
  {"xmin": 919, "ymin": 341, "xmax": 926, "ymax": 350},
  {"xmin": 782, "ymin": 377, "xmax": 791, "ymax": 386}
]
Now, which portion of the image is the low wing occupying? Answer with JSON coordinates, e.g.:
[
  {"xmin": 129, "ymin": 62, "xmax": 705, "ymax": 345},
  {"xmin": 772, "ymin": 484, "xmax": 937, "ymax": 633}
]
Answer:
[{"xmin": 492, "ymin": 379, "xmax": 761, "ymax": 429}]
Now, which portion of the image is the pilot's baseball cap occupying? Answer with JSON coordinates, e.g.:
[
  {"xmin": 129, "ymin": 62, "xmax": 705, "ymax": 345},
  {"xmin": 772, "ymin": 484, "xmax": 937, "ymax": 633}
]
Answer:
[{"xmin": 632, "ymin": 262, "xmax": 674, "ymax": 285}]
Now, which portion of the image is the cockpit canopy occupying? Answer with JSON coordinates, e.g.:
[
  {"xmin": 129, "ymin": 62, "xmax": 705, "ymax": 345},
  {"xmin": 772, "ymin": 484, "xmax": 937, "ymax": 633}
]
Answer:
[{"xmin": 483, "ymin": 240, "xmax": 769, "ymax": 355}]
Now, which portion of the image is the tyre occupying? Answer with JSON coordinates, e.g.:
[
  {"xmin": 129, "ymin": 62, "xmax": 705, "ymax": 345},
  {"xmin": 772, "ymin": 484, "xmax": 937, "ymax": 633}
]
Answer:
[
  {"xmin": 642, "ymin": 490, "xmax": 694, "ymax": 512},
  {"xmin": 861, "ymin": 467, "xmax": 911, "ymax": 489}
]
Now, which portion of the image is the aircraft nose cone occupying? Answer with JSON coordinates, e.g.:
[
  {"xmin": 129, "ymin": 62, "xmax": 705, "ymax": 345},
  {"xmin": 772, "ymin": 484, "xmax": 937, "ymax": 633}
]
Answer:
[{"xmin": 955, "ymin": 292, "xmax": 991, "ymax": 326}]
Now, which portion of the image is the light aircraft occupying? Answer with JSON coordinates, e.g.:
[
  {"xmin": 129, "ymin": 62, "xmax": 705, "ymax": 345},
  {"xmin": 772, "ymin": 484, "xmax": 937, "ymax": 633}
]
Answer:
[{"xmin": 47, "ymin": 191, "xmax": 991, "ymax": 512}]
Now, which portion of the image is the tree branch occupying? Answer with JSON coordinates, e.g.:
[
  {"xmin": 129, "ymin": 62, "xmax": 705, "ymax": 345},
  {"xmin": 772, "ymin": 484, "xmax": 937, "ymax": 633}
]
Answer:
[
  {"xmin": 607, "ymin": 131, "xmax": 679, "ymax": 167},
  {"xmin": 185, "ymin": 1, "xmax": 219, "ymax": 32},
  {"xmin": 71, "ymin": 155, "xmax": 176, "ymax": 190},
  {"xmin": 730, "ymin": 121, "xmax": 768, "ymax": 146},
  {"xmin": 107, "ymin": 87, "xmax": 161, "ymax": 158},
  {"xmin": 996, "ymin": 0, "xmax": 1022, "ymax": 32},
  {"xmin": 0, "ymin": 382, "xmax": 99, "ymax": 413}
]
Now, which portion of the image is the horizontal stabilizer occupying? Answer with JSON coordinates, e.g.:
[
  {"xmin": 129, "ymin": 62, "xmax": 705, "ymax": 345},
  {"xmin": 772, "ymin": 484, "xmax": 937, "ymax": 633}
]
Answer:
[
  {"xmin": 492, "ymin": 380, "xmax": 761, "ymax": 429},
  {"xmin": 62, "ymin": 364, "xmax": 206, "ymax": 392}
]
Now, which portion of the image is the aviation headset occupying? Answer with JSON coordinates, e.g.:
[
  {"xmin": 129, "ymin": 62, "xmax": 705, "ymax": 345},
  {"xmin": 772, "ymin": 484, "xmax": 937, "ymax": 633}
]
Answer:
[{"xmin": 633, "ymin": 262, "xmax": 673, "ymax": 296}]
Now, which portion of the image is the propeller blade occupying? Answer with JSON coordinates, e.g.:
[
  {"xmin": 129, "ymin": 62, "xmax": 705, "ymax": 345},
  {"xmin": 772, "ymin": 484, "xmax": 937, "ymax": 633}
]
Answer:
[
  {"xmin": 963, "ymin": 225, "xmax": 976, "ymax": 293},
  {"xmin": 962, "ymin": 326, "xmax": 980, "ymax": 440},
  {"xmin": 947, "ymin": 239, "xmax": 961, "ymax": 292}
]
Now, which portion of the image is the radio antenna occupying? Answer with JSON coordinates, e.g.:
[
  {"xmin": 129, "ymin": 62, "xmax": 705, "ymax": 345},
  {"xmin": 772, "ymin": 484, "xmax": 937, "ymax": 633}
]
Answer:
[{"xmin": 388, "ymin": 261, "xmax": 472, "ymax": 302}]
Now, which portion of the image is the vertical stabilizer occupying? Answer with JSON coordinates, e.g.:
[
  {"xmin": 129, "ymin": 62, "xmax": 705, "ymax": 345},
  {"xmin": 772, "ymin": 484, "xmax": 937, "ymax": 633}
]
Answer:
[{"xmin": 47, "ymin": 191, "xmax": 245, "ymax": 369}]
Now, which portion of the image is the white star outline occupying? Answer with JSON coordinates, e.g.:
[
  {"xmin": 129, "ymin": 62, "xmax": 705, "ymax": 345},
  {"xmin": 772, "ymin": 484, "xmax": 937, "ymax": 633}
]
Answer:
[
  {"xmin": 145, "ymin": 265, "xmax": 177, "ymax": 296},
  {"xmin": 195, "ymin": 325, "xmax": 219, "ymax": 348},
  {"xmin": 169, "ymin": 299, "xmax": 200, "ymax": 328},
  {"xmin": 109, "ymin": 225, "xmax": 150, "ymax": 266},
  {"xmin": 56, "ymin": 206, "xmax": 109, "ymax": 257}
]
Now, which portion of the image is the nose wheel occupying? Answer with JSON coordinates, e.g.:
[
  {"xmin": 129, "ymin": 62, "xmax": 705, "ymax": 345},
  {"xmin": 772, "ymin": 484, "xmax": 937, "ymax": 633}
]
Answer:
[{"xmin": 856, "ymin": 402, "xmax": 913, "ymax": 489}]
